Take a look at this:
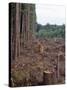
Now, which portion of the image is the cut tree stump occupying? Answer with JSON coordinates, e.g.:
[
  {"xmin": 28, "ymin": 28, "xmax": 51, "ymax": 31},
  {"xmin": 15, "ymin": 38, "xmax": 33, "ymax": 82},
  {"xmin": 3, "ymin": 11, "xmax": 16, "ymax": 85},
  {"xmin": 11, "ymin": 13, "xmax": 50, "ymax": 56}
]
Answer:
[{"xmin": 43, "ymin": 70, "xmax": 57, "ymax": 85}]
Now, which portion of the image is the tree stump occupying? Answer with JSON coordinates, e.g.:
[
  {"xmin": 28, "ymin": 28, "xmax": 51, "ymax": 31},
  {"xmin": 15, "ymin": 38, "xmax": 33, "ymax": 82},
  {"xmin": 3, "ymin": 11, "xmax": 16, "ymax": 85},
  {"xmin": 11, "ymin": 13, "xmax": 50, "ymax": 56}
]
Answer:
[{"xmin": 43, "ymin": 70, "xmax": 57, "ymax": 85}]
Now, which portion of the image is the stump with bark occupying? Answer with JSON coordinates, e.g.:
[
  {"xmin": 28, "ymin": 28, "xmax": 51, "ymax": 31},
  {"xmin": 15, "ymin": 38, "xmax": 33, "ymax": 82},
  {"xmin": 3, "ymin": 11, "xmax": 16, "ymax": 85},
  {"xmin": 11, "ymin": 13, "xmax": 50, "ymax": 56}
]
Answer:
[{"xmin": 43, "ymin": 70, "xmax": 57, "ymax": 85}]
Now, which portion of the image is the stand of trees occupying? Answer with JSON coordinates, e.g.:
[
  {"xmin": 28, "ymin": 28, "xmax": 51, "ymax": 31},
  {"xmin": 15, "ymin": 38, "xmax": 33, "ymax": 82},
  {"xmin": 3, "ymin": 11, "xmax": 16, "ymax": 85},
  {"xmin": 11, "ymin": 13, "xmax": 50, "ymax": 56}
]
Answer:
[
  {"xmin": 9, "ymin": 3, "xmax": 36, "ymax": 62},
  {"xmin": 35, "ymin": 23, "xmax": 65, "ymax": 39}
]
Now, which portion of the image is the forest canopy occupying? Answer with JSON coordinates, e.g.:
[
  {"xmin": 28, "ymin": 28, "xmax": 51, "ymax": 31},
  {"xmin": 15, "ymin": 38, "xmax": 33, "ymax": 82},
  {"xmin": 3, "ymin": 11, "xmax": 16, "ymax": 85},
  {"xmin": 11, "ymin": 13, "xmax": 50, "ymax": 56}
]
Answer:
[{"xmin": 35, "ymin": 23, "xmax": 65, "ymax": 39}]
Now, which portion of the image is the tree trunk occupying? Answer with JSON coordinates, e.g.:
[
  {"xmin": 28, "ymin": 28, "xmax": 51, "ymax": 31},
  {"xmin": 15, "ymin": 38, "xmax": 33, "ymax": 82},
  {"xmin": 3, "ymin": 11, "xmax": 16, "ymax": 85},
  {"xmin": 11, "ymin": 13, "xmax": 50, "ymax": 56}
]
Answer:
[{"xmin": 15, "ymin": 3, "xmax": 20, "ymax": 60}]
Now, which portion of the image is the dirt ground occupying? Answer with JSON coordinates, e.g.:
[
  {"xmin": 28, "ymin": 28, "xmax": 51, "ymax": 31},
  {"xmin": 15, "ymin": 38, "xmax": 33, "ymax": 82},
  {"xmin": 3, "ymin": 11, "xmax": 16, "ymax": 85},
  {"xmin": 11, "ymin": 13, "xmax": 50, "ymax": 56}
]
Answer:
[{"xmin": 11, "ymin": 38, "xmax": 65, "ymax": 87}]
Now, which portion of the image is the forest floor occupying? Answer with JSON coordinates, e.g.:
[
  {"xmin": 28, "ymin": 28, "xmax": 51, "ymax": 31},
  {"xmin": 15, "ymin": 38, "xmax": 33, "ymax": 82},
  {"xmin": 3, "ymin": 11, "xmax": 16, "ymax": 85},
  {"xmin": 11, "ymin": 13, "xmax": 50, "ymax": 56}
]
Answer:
[{"xmin": 11, "ymin": 38, "xmax": 65, "ymax": 87}]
